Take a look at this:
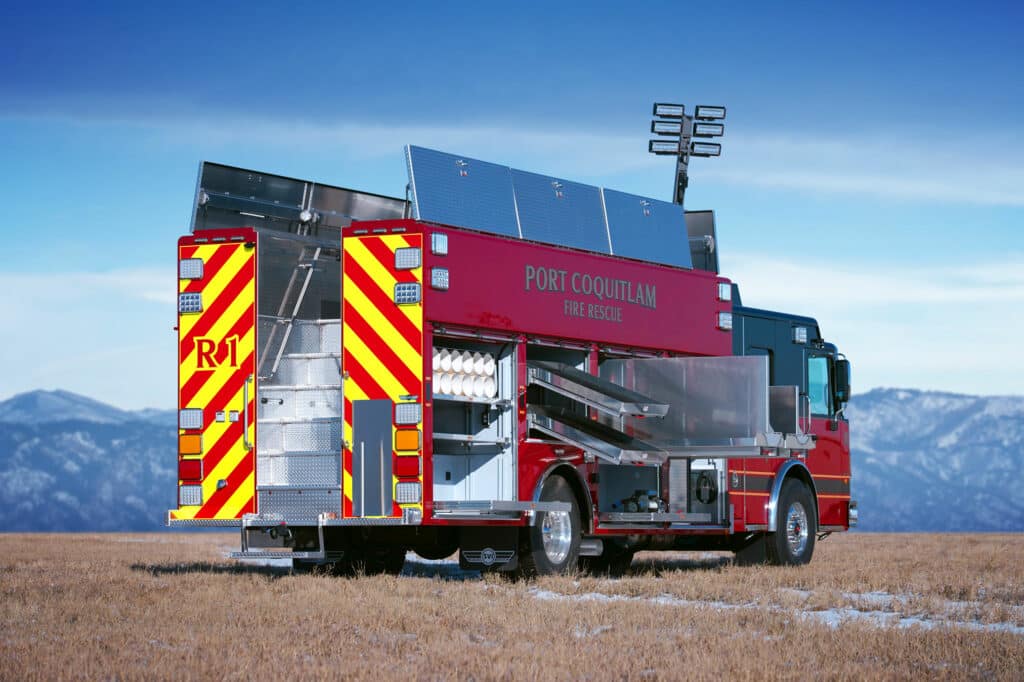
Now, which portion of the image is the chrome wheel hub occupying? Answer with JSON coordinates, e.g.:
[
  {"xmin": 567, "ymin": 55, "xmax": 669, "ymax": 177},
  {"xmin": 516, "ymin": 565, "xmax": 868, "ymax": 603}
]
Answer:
[
  {"xmin": 541, "ymin": 510, "xmax": 572, "ymax": 564},
  {"xmin": 786, "ymin": 502, "xmax": 809, "ymax": 557}
]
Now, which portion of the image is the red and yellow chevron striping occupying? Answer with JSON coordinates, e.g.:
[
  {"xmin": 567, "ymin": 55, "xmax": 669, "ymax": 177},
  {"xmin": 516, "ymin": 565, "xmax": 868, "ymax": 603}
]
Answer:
[
  {"xmin": 170, "ymin": 233, "xmax": 257, "ymax": 521},
  {"xmin": 342, "ymin": 233, "xmax": 424, "ymax": 518}
]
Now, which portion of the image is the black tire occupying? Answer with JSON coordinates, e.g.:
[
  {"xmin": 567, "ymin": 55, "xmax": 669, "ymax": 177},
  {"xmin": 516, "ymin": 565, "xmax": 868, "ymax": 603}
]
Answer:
[
  {"xmin": 519, "ymin": 476, "xmax": 581, "ymax": 577},
  {"xmin": 766, "ymin": 479, "xmax": 816, "ymax": 565},
  {"xmin": 579, "ymin": 538, "xmax": 634, "ymax": 577}
]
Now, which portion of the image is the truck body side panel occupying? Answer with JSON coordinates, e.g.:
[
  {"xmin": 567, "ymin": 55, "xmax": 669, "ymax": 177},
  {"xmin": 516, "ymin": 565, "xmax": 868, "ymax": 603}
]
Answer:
[{"xmin": 423, "ymin": 225, "xmax": 731, "ymax": 358}]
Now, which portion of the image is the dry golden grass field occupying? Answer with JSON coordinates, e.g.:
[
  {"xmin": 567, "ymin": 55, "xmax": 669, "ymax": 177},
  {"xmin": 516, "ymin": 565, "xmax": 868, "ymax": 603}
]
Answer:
[{"xmin": 2, "ymin": 532, "xmax": 1023, "ymax": 681}]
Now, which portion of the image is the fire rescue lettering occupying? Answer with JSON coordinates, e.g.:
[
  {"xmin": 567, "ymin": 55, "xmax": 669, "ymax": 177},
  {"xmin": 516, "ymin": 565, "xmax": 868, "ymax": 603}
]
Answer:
[
  {"xmin": 524, "ymin": 264, "xmax": 655, "ymax": 323},
  {"xmin": 195, "ymin": 335, "xmax": 240, "ymax": 369}
]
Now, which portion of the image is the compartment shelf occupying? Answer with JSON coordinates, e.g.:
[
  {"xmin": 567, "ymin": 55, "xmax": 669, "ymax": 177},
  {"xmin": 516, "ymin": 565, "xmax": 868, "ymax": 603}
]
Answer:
[
  {"xmin": 432, "ymin": 394, "xmax": 510, "ymax": 407},
  {"xmin": 433, "ymin": 432, "xmax": 510, "ymax": 446}
]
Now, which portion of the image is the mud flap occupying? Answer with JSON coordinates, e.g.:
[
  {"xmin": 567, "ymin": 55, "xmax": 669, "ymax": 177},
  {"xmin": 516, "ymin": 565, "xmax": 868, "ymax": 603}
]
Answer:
[{"xmin": 459, "ymin": 526, "xmax": 518, "ymax": 571}]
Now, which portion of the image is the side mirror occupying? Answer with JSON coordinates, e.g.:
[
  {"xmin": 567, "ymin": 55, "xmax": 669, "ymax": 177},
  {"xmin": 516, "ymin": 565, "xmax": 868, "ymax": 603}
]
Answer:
[{"xmin": 834, "ymin": 358, "xmax": 851, "ymax": 405}]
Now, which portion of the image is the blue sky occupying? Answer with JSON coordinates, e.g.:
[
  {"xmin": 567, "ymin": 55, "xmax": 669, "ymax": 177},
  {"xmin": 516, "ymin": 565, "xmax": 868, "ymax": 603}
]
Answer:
[{"xmin": 1, "ymin": 1, "xmax": 1022, "ymax": 408}]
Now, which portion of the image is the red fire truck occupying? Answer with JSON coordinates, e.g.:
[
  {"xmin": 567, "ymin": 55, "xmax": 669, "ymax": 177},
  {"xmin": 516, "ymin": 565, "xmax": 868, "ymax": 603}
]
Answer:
[{"xmin": 168, "ymin": 151, "xmax": 853, "ymax": 575}]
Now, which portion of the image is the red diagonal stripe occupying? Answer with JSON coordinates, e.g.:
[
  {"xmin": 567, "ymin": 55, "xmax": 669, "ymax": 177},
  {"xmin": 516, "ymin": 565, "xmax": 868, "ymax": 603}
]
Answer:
[
  {"xmin": 182, "ymin": 244, "xmax": 236, "ymax": 294},
  {"xmin": 197, "ymin": 432, "xmax": 254, "ymax": 518},
  {"xmin": 199, "ymin": 419, "xmax": 242, "ymax": 481},
  {"xmin": 180, "ymin": 245, "xmax": 198, "ymax": 259},
  {"xmin": 361, "ymin": 236, "xmax": 417, "ymax": 284},
  {"xmin": 343, "ymin": 302, "xmax": 420, "ymax": 395},
  {"xmin": 344, "ymin": 396, "xmax": 352, "ymax": 425},
  {"xmin": 180, "ymin": 369, "xmax": 215, "ymax": 409},
  {"xmin": 343, "ymin": 255, "xmax": 421, "ymax": 351},
  {"xmin": 401, "ymin": 234, "xmax": 419, "ymax": 249},
  {"xmin": 343, "ymin": 348, "xmax": 389, "ymax": 400},
  {"xmin": 180, "ymin": 254, "xmax": 254, "ymax": 361},
  {"xmin": 180, "ymin": 302, "xmax": 255, "ymax": 406}
]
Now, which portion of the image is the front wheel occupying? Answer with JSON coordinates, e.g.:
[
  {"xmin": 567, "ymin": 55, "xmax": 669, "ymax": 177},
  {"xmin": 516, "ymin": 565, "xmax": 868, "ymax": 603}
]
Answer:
[
  {"xmin": 519, "ymin": 476, "xmax": 581, "ymax": 577},
  {"xmin": 767, "ymin": 479, "xmax": 816, "ymax": 565}
]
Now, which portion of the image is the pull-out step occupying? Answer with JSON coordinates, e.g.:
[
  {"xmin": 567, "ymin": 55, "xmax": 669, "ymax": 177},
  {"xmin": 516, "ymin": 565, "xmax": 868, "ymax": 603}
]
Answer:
[
  {"xmin": 528, "ymin": 405, "xmax": 667, "ymax": 465},
  {"xmin": 528, "ymin": 361, "xmax": 668, "ymax": 418}
]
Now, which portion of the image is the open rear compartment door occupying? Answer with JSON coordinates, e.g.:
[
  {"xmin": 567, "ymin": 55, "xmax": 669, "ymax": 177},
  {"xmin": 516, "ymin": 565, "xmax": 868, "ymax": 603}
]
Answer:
[{"xmin": 170, "ymin": 229, "xmax": 257, "ymax": 524}]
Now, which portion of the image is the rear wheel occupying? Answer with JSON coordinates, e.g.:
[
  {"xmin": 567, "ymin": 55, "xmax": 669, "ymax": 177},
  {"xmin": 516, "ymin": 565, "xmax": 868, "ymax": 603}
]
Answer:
[
  {"xmin": 519, "ymin": 476, "xmax": 581, "ymax": 577},
  {"xmin": 766, "ymin": 479, "xmax": 816, "ymax": 565}
]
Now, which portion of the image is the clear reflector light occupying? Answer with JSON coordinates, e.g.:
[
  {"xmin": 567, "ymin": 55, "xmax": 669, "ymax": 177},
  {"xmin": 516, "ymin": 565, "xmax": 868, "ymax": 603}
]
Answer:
[
  {"xmin": 179, "ymin": 258, "xmax": 204, "ymax": 280},
  {"xmin": 179, "ymin": 408, "xmax": 204, "ymax": 430},
  {"xmin": 717, "ymin": 282, "xmax": 732, "ymax": 301},
  {"xmin": 393, "ymin": 282, "xmax": 421, "ymax": 304},
  {"xmin": 395, "ymin": 402, "xmax": 422, "ymax": 425},
  {"xmin": 651, "ymin": 120, "xmax": 682, "ymax": 135},
  {"xmin": 179, "ymin": 485, "xmax": 203, "ymax": 506},
  {"xmin": 653, "ymin": 102, "xmax": 685, "ymax": 118},
  {"xmin": 395, "ymin": 482, "xmax": 421, "ymax": 504},
  {"xmin": 690, "ymin": 142, "xmax": 722, "ymax": 157},
  {"xmin": 395, "ymin": 247, "xmax": 421, "ymax": 270},
  {"xmin": 431, "ymin": 232, "xmax": 448, "ymax": 255},
  {"xmin": 717, "ymin": 312, "xmax": 734, "ymax": 331},
  {"xmin": 793, "ymin": 327, "xmax": 808, "ymax": 344},
  {"xmin": 178, "ymin": 292, "xmax": 203, "ymax": 313},
  {"xmin": 693, "ymin": 122, "xmax": 724, "ymax": 137},
  {"xmin": 649, "ymin": 139, "xmax": 680, "ymax": 155},
  {"xmin": 695, "ymin": 105, "xmax": 727, "ymax": 120},
  {"xmin": 430, "ymin": 267, "xmax": 449, "ymax": 290}
]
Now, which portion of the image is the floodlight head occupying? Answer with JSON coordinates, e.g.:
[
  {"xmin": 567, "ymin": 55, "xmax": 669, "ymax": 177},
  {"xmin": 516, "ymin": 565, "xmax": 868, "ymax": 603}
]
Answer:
[
  {"xmin": 652, "ymin": 102, "xmax": 685, "ymax": 118},
  {"xmin": 693, "ymin": 122, "xmax": 724, "ymax": 137},
  {"xmin": 690, "ymin": 141, "xmax": 721, "ymax": 157},
  {"xmin": 694, "ymin": 105, "xmax": 726, "ymax": 120},
  {"xmin": 651, "ymin": 120, "xmax": 682, "ymax": 135},
  {"xmin": 649, "ymin": 139, "xmax": 681, "ymax": 155}
]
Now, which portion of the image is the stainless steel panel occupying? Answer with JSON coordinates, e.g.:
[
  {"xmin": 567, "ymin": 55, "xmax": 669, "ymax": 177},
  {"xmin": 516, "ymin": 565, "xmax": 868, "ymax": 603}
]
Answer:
[
  {"xmin": 599, "ymin": 356, "xmax": 771, "ymax": 446},
  {"xmin": 769, "ymin": 385, "xmax": 800, "ymax": 434},
  {"xmin": 192, "ymin": 161, "xmax": 406, "ymax": 242},
  {"xmin": 510, "ymin": 169, "xmax": 608, "ymax": 253},
  {"xmin": 351, "ymin": 399, "xmax": 393, "ymax": 517},
  {"xmin": 257, "ymin": 488, "xmax": 340, "ymax": 521},
  {"xmin": 284, "ymin": 419, "xmax": 342, "ymax": 452},
  {"xmin": 528, "ymin": 405, "xmax": 665, "ymax": 465},
  {"xmin": 527, "ymin": 360, "xmax": 668, "ymax": 417},
  {"xmin": 258, "ymin": 387, "xmax": 342, "ymax": 420},
  {"xmin": 257, "ymin": 454, "xmax": 340, "ymax": 487},
  {"xmin": 273, "ymin": 355, "xmax": 341, "ymax": 386},
  {"xmin": 605, "ymin": 189, "xmax": 692, "ymax": 268},
  {"xmin": 668, "ymin": 459, "xmax": 689, "ymax": 513},
  {"xmin": 406, "ymin": 146, "xmax": 520, "ymax": 237},
  {"xmin": 684, "ymin": 209, "xmax": 719, "ymax": 273}
]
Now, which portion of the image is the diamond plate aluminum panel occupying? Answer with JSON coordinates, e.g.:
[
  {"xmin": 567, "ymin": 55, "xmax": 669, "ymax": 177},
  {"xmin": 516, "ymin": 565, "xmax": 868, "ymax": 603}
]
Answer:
[
  {"xmin": 511, "ymin": 169, "xmax": 609, "ymax": 253},
  {"xmin": 258, "ymin": 488, "xmax": 339, "ymax": 521},
  {"xmin": 321, "ymin": 322, "xmax": 341, "ymax": 352},
  {"xmin": 284, "ymin": 419, "xmax": 342, "ymax": 452},
  {"xmin": 275, "ymin": 355, "xmax": 341, "ymax": 385},
  {"xmin": 603, "ymin": 189, "xmax": 693, "ymax": 268},
  {"xmin": 257, "ymin": 454, "xmax": 340, "ymax": 487},
  {"xmin": 258, "ymin": 387, "xmax": 342, "ymax": 420},
  {"xmin": 258, "ymin": 421, "xmax": 284, "ymax": 452},
  {"xmin": 286, "ymin": 322, "xmax": 324, "ymax": 354},
  {"xmin": 406, "ymin": 145, "xmax": 520, "ymax": 237}
]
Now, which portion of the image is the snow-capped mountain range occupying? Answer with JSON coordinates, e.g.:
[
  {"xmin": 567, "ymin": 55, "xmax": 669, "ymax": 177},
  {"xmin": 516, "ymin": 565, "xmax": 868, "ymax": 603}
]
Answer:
[{"xmin": 0, "ymin": 388, "xmax": 1021, "ymax": 532}]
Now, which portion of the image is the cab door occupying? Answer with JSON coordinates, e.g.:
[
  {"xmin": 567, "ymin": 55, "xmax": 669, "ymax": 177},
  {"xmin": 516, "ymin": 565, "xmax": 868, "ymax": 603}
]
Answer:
[
  {"xmin": 170, "ymin": 228, "xmax": 258, "ymax": 522},
  {"xmin": 805, "ymin": 353, "xmax": 851, "ymax": 528}
]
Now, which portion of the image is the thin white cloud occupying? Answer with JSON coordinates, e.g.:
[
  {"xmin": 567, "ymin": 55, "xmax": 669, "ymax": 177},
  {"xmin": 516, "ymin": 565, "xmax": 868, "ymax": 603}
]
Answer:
[
  {"xmin": 724, "ymin": 254, "xmax": 1024, "ymax": 396},
  {"xmin": 5, "ymin": 108, "xmax": 1024, "ymax": 206}
]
